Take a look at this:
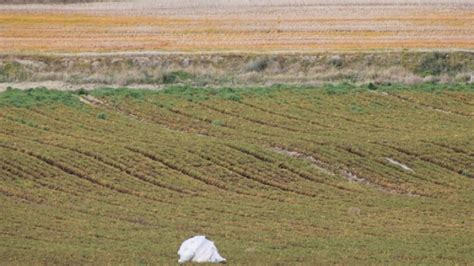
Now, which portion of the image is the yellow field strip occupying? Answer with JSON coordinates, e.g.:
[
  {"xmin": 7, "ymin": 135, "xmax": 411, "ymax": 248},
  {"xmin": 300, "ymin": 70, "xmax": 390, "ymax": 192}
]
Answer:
[{"xmin": 0, "ymin": 8, "xmax": 472, "ymax": 53}]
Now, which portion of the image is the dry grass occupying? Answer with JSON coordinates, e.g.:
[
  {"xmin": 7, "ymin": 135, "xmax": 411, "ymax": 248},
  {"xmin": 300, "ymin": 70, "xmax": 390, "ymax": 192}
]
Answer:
[
  {"xmin": 1, "ymin": 52, "xmax": 472, "ymax": 90},
  {"xmin": 0, "ymin": 0, "xmax": 473, "ymax": 53}
]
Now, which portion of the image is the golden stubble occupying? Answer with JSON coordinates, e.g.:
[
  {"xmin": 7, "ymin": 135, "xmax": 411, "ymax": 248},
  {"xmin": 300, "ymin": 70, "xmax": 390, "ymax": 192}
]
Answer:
[{"xmin": 0, "ymin": 6, "xmax": 472, "ymax": 53}]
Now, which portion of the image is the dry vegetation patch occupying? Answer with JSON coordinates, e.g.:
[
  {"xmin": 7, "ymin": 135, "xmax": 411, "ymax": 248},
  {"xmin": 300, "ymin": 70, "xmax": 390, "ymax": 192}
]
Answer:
[{"xmin": 1, "ymin": 52, "xmax": 472, "ymax": 90}]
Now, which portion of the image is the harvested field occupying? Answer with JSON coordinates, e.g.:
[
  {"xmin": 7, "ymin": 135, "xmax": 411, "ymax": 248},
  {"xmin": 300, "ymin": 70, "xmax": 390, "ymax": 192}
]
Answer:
[
  {"xmin": 0, "ymin": 0, "xmax": 473, "ymax": 53},
  {"xmin": 0, "ymin": 84, "xmax": 473, "ymax": 264}
]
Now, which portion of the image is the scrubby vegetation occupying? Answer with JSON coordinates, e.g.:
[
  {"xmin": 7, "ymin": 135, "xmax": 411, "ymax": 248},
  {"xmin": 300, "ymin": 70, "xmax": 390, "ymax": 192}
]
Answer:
[
  {"xmin": 1, "ymin": 84, "xmax": 473, "ymax": 264},
  {"xmin": 1, "ymin": 52, "xmax": 472, "ymax": 88}
]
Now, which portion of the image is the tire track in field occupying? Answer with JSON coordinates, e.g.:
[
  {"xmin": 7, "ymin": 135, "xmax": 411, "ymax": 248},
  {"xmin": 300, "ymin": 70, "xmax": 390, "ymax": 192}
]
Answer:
[
  {"xmin": 165, "ymin": 105, "xmax": 289, "ymax": 140},
  {"xmin": 17, "ymin": 104, "xmax": 175, "ymax": 147},
  {"xmin": 196, "ymin": 102, "xmax": 305, "ymax": 133},
  {"xmin": 374, "ymin": 149, "xmax": 463, "ymax": 191},
  {"xmin": 29, "ymin": 140, "xmax": 193, "ymax": 196},
  {"xmin": 237, "ymin": 101, "xmax": 332, "ymax": 130},
  {"xmin": 224, "ymin": 143, "xmax": 357, "ymax": 192},
  {"xmin": 385, "ymin": 92, "xmax": 474, "ymax": 117},
  {"xmin": 276, "ymin": 94, "xmax": 404, "ymax": 132},
  {"xmin": 335, "ymin": 144, "xmax": 460, "ymax": 191},
  {"xmin": 190, "ymin": 148, "xmax": 296, "ymax": 194},
  {"xmin": 423, "ymin": 140, "xmax": 474, "ymax": 158},
  {"xmin": 292, "ymin": 103, "xmax": 402, "ymax": 132},
  {"xmin": 86, "ymin": 97, "xmax": 192, "ymax": 135},
  {"xmin": 0, "ymin": 187, "xmax": 46, "ymax": 204},
  {"xmin": 167, "ymin": 107, "xmax": 235, "ymax": 129},
  {"xmin": 110, "ymin": 102, "xmax": 236, "ymax": 139},
  {"xmin": 125, "ymin": 146, "xmax": 231, "ymax": 192},
  {"xmin": 0, "ymin": 143, "xmax": 167, "ymax": 202},
  {"xmin": 375, "ymin": 142, "xmax": 474, "ymax": 179},
  {"xmin": 0, "ymin": 144, "xmax": 121, "ymax": 199},
  {"xmin": 418, "ymin": 141, "xmax": 474, "ymax": 172},
  {"xmin": 195, "ymin": 149, "xmax": 317, "ymax": 197},
  {"xmin": 0, "ymin": 158, "xmax": 84, "ymax": 198},
  {"xmin": 442, "ymin": 93, "xmax": 474, "ymax": 107},
  {"xmin": 269, "ymin": 145, "xmax": 422, "ymax": 195},
  {"xmin": 4, "ymin": 109, "xmax": 106, "ymax": 145},
  {"xmin": 30, "ymin": 107, "xmax": 116, "ymax": 134},
  {"xmin": 176, "ymin": 149, "xmax": 292, "ymax": 201},
  {"xmin": 171, "ymin": 103, "xmax": 286, "ymax": 139}
]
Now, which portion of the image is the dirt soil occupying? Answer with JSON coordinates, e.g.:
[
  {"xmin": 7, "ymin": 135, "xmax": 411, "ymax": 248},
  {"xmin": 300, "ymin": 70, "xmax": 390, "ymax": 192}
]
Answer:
[{"xmin": 0, "ymin": 81, "xmax": 164, "ymax": 92}]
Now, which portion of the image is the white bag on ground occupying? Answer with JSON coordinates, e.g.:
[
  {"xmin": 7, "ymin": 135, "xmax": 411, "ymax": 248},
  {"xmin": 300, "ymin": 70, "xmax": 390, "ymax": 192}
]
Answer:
[{"xmin": 178, "ymin": 235, "xmax": 226, "ymax": 263}]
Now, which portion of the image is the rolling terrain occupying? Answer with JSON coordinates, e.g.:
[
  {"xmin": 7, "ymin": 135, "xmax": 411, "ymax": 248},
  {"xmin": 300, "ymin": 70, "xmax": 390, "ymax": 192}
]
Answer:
[{"xmin": 1, "ymin": 84, "xmax": 473, "ymax": 264}]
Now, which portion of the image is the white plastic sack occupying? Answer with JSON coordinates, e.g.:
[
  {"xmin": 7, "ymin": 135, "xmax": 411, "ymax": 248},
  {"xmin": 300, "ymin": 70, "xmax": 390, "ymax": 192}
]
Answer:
[{"xmin": 178, "ymin": 235, "xmax": 226, "ymax": 264}]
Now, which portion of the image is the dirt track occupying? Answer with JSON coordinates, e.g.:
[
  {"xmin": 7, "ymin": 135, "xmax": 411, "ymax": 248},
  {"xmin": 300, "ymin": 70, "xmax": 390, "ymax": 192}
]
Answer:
[
  {"xmin": 0, "ymin": 81, "xmax": 164, "ymax": 92},
  {"xmin": 0, "ymin": 0, "xmax": 473, "ymax": 53}
]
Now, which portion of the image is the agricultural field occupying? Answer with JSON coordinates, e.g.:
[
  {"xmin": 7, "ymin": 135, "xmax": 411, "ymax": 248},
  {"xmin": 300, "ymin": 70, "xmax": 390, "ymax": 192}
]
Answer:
[
  {"xmin": 0, "ymin": 0, "xmax": 473, "ymax": 264},
  {"xmin": 0, "ymin": 84, "xmax": 473, "ymax": 264},
  {"xmin": 0, "ymin": 0, "xmax": 473, "ymax": 53}
]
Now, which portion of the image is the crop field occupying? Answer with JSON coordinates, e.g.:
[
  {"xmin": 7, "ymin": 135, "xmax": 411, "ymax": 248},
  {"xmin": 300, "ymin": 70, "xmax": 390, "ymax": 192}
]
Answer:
[
  {"xmin": 0, "ymin": 84, "xmax": 473, "ymax": 264},
  {"xmin": 0, "ymin": 0, "xmax": 473, "ymax": 53}
]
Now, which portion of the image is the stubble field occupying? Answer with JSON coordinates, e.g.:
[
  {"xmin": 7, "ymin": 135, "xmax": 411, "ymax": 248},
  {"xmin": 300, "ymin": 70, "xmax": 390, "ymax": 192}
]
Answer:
[{"xmin": 0, "ymin": 0, "xmax": 473, "ymax": 53}]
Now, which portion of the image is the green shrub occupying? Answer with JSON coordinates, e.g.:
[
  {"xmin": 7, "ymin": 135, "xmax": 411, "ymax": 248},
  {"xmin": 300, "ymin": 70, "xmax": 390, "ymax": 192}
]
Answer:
[
  {"xmin": 162, "ymin": 71, "xmax": 193, "ymax": 84},
  {"xmin": 412, "ymin": 52, "xmax": 464, "ymax": 77},
  {"xmin": 218, "ymin": 88, "xmax": 242, "ymax": 102},
  {"xmin": 76, "ymin": 88, "xmax": 89, "ymax": 95},
  {"xmin": 91, "ymin": 88, "xmax": 148, "ymax": 101},
  {"xmin": 97, "ymin": 112, "xmax": 108, "ymax": 120},
  {"xmin": 368, "ymin": 83, "xmax": 377, "ymax": 90},
  {"xmin": 224, "ymin": 94, "xmax": 241, "ymax": 102}
]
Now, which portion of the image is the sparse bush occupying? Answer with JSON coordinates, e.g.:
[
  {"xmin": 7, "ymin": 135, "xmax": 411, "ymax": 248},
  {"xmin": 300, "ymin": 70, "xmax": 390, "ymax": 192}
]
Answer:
[
  {"xmin": 76, "ymin": 88, "xmax": 89, "ymax": 95},
  {"xmin": 218, "ymin": 88, "xmax": 242, "ymax": 102},
  {"xmin": 413, "ymin": 52, "xmax": 464, "ymax": 77},
  {"xmin": 327, "ymin": 55, "xmax": 343, "ymax": 68},
  {"xmin": 224, "ymin": 94, "xmax": 241, "ymax": 102},
  {"xmin": 244, "ymin": 57, "xmax": 269, "ymax": 72},
  {"xmin": 367, "ymin": 83, "xmax": 377, "ymax": 90},
  {"xmin": 324, "ymin": 83, "xmax": 355, "ymax": 95},
  {"xmin": 162, "ymin": 71, "xmax": 193, "ymax": 84},
  {"xmin": 0, "ymin": 62, "xmax": 28, "ymax": 82},
  {"xmin": 97, "ymin": 112, "xmax": 108, "ymax": 120}
]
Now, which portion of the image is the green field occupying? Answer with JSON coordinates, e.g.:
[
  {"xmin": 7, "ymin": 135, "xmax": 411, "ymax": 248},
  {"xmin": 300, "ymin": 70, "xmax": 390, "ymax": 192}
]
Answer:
[{"xmin": 1, "ymin": 84, "xmax": 473, "ymax": 264}]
